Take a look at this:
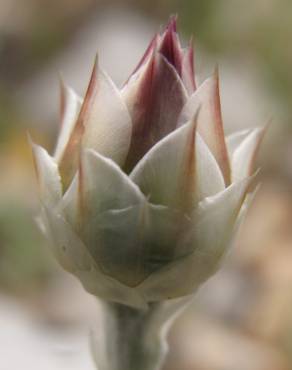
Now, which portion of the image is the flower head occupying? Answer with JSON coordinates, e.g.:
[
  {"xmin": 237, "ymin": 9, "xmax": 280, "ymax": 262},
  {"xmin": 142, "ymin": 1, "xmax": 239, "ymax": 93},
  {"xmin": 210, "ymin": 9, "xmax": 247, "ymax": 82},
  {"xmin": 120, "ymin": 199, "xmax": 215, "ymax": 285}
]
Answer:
[{"xmin": 32, "ymin": 18, "xmax": 265, "ymax": 308}]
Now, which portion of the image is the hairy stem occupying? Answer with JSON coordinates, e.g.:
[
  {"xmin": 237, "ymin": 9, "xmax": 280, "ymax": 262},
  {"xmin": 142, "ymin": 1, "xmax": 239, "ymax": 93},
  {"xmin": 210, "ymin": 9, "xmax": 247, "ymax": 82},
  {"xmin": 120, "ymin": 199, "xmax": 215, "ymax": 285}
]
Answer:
[
  {"xmin": 91, "ymin": 301, "xmax": 167, "ymax": 370},
  {"xmin": 91, "ymin": 298, "xmax": 192, "ymax": 370}
]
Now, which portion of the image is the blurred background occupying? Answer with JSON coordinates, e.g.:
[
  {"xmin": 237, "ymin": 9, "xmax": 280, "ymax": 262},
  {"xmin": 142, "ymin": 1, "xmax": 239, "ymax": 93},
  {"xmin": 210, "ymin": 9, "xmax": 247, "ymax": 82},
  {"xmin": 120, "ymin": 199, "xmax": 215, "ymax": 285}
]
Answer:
[{"xmin": 1, "ymin": 0, "xmax": 292, "ymax": 369}]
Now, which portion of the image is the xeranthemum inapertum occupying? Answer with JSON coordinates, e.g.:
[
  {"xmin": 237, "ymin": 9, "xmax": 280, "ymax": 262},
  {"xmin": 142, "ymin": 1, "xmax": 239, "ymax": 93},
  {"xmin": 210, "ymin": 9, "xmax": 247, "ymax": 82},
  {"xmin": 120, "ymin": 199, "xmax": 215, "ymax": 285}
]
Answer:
[{"xmin": 31, "ymin": 17, "xmax": 265, "ymax": 308}]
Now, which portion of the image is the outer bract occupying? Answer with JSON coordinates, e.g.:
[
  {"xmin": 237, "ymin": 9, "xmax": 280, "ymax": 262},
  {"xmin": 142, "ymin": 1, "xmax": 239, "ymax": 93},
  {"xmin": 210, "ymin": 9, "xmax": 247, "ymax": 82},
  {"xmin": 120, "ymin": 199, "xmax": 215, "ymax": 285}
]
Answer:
[{"xmin": 32, "ymin": 18, "xmax": 265, "ymax": 309}]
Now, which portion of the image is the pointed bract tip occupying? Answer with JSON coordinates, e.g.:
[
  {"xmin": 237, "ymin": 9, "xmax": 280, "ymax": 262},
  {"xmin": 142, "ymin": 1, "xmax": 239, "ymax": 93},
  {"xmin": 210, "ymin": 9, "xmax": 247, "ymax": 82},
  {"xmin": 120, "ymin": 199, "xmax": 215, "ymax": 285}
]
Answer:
[
  {"xmin": 212, "ymin": 65, "xmax": 221, "ymax": 102},
  {"xmin": 161, "ymin": 16, "xmax": 178, "ymax": 43},
  {"xmin": 185, "ymin": 36, "xmax": 195, "ymax": 57},
  {"xmin": 27, "ymin": 133, "xmax": 43, "ymax": 159},
  {"xmin": 58, "ymin": 71, "xmax": 65, "ymax": 90},
  {"xmin": 166, "ymin": 15, "xmax": 178, "ymax": 33},
  {"xmin": 213, "ymin": 64, "xmax": 220, "ymax": 83},
  {"xmin": 58, "ymin": 73, "xmax": 67, "ymax": 122},
  {"xmin": 158, "ymin": 16, "xmax": 183, "ymax": 72},
  {"xmin": 92, "ymin": 53, "xmax": 99, "ymax": 75}
]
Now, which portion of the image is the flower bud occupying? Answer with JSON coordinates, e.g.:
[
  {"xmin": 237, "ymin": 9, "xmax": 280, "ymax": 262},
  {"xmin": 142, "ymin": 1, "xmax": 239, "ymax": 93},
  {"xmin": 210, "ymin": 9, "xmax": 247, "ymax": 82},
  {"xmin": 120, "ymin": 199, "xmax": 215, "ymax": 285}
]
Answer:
[{"xmin": 31, "ymin": 18, "xmax": 265, "ymax": 308}]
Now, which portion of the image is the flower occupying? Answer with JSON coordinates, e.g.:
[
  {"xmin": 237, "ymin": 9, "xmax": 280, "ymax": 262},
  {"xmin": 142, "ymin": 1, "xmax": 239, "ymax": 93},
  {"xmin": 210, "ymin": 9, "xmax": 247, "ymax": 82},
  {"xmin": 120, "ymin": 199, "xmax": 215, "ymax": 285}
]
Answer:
[{"xmin": 31, "ymin": 17, "xmax": 265, "ymax": 309}]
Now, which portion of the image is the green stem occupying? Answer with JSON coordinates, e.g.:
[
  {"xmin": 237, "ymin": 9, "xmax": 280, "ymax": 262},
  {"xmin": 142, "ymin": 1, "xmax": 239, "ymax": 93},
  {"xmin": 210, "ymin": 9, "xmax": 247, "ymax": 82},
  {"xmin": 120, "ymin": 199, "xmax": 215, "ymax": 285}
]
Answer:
[
  {"xmin": 91, "ymin": 301, "xmax": 165, "ymax": 370},
  {"xmin": 91, "ymin": 298, "xmax": 192, "ymax": 370}
]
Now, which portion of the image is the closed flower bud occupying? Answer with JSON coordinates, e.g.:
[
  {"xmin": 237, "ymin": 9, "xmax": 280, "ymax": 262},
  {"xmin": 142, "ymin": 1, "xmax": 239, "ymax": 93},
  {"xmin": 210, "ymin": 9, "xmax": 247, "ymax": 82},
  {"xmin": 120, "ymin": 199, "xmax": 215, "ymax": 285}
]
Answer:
[{"xmin": 31, "ymin": 17, "xmax": 265, "ymax": 309}]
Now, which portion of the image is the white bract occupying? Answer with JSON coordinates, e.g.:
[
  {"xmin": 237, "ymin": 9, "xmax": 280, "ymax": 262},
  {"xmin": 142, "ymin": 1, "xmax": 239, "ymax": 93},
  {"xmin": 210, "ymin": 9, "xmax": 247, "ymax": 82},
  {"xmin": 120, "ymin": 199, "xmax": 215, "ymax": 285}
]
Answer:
[{"xmin": 32, "ymin": 18, "xmax": 265, "ymax": 308}]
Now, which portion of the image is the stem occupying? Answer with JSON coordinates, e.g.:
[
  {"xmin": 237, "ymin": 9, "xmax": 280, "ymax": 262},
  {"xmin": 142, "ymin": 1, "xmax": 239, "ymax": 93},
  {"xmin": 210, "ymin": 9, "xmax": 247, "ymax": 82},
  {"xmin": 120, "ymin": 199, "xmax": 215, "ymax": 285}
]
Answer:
[
  {"xmin": 113, "ymin": 303, "xmax": 164, "ymax": 370},
  {"xmin": 91, "ymin": 301, "xmax": 166, "ymax": 370},
  {"xmin": 91, "ymin": 298, "xmax": 192, "ymax": 370}
]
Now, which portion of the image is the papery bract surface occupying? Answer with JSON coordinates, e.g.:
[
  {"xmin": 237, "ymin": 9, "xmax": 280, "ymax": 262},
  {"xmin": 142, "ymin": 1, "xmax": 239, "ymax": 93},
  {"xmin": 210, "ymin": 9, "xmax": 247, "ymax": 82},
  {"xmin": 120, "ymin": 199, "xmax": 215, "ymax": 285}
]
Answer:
[{"xmin": 32, "ymin": 17, "xmax": 265, "ymax": 308}]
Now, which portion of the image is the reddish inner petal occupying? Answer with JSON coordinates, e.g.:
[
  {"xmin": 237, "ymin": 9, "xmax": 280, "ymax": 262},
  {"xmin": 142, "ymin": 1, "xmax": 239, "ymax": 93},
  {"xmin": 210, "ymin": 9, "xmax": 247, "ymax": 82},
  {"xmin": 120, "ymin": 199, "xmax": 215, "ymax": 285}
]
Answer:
[
  {"xmin": 158, "ymin": 27, "xmax": 183, "ymax": 74},
  {"xmin": 124, "ymin": 53, "xmax": 187, "ymax": 172}
]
